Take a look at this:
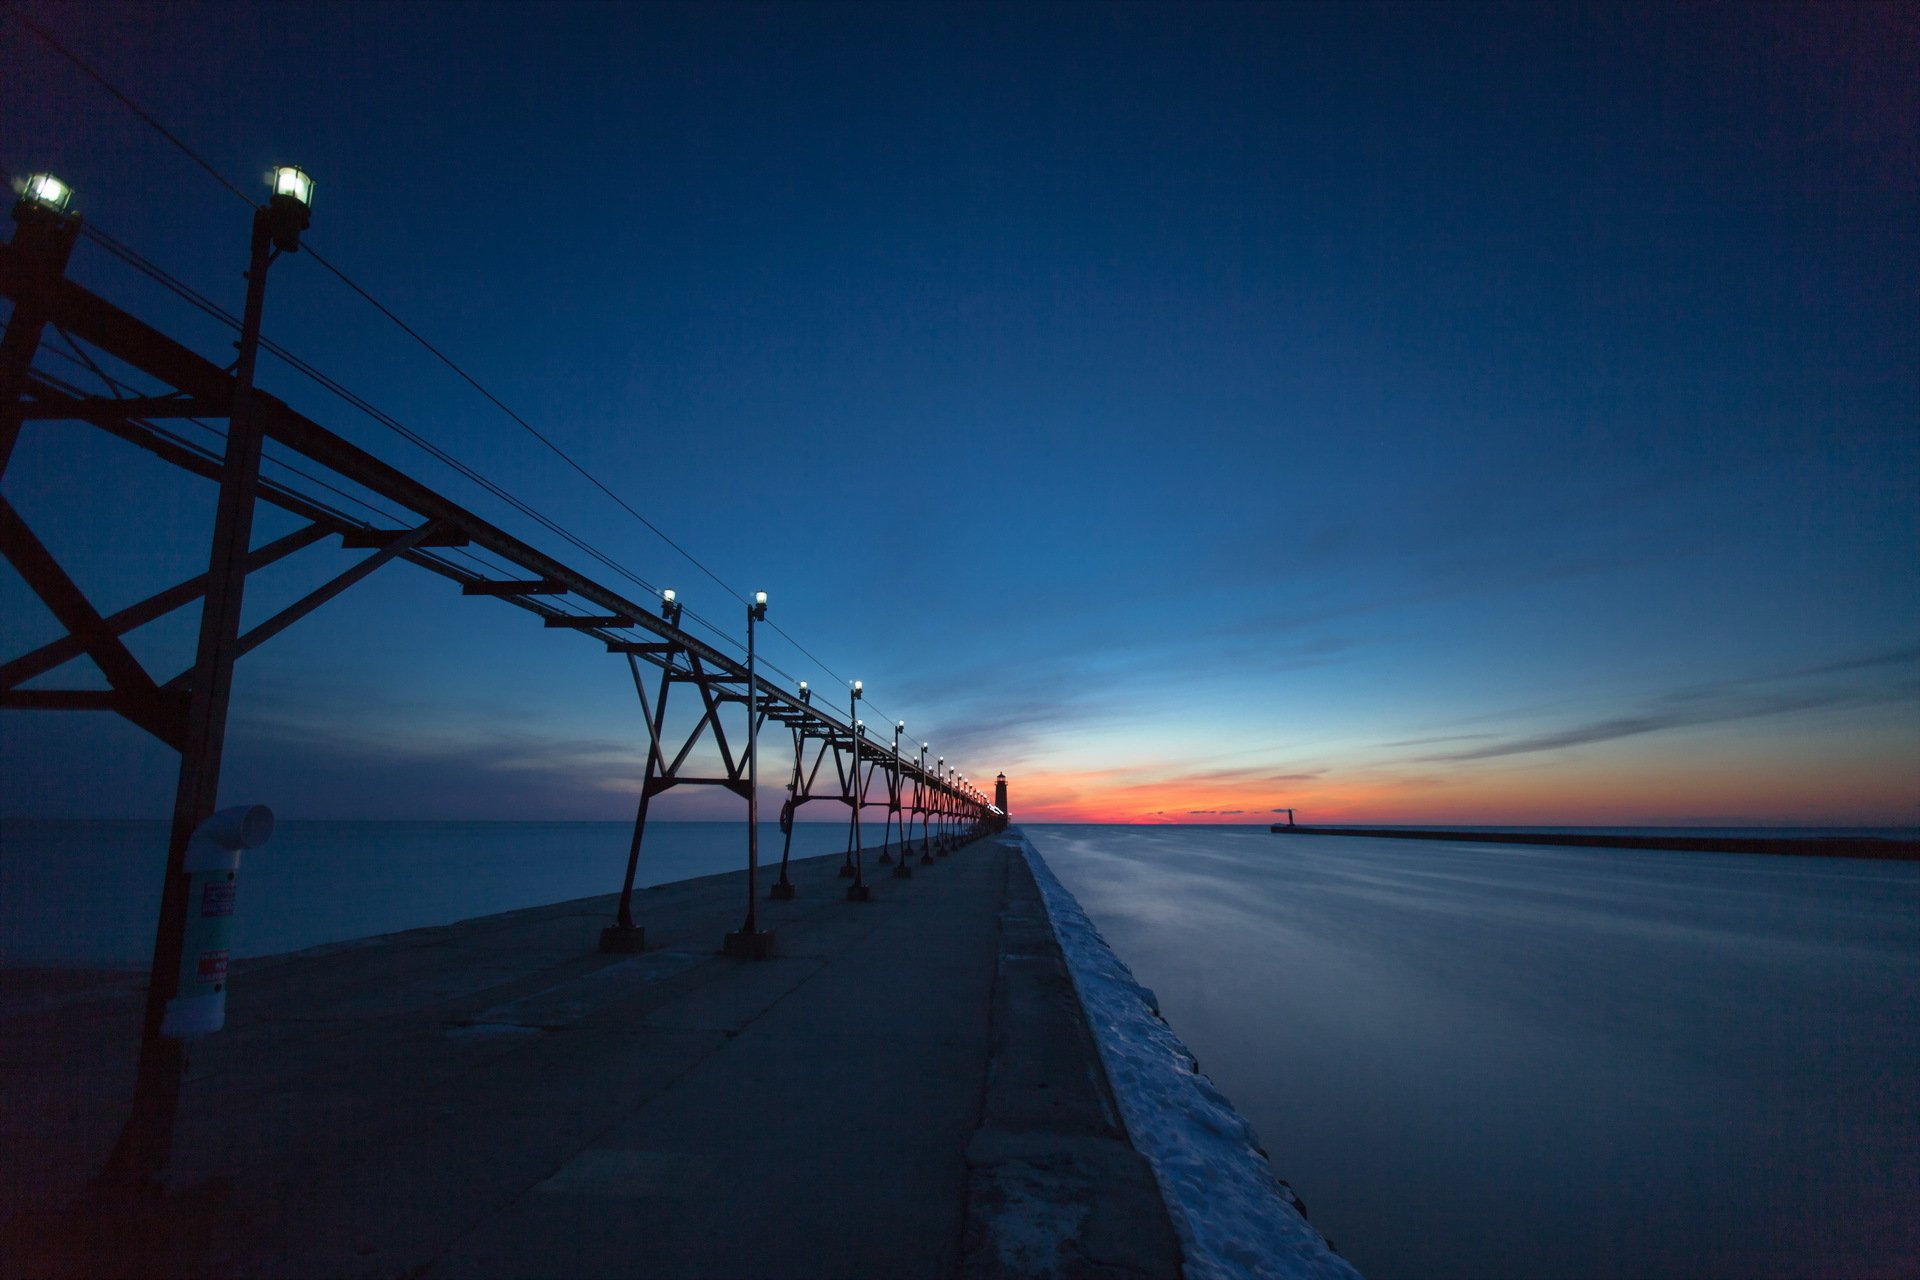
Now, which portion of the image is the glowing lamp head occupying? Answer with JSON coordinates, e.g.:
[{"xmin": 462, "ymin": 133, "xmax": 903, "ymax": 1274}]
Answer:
[
  {"xmin": 662, "ymin": 589, "xmax": 676, "ymax": 604},
  {"xmin": 271, "ymin": 165, "xmax": 315, "ymax": 210},
  {"xmin": 852, "ymin": 679, "xmax": 863, "ymax": 700},
  {"xmin": 754, "ymin": 591, "xmax": 767, "ymax": 606},
  {"xmin": 261, "ymin": 165, "xmax": 315, "ymax": 252},
  {"xmin": 19, "ymin": 172, "xmax": 74, "ymax": 216}
]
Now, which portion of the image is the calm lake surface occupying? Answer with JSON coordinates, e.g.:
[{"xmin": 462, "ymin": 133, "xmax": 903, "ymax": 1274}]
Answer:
[
  {"xmin": 4, "ymin": 819, "xmax": 1915, "ymax": 1278},
  {"xmin": 1025, "ymin": 823, "xmax": 1920, "ymax": 1280},
  {"xmin": 0, "ymin": 819, "xmax": 849, "ymax": 967}
]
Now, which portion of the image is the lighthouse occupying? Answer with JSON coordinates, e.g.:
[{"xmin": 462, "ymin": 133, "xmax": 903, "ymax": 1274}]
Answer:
[{"xmin": 994, "ymin": 773, "xmax": 1008, "ymax": 816}]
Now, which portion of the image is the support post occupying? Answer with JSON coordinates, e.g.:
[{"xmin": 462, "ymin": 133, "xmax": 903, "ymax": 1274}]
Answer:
[
  {"xmin": 770, "ymin": 726, "xmax": 801, "ymax": 900},
  {"xmin": 846, "ymin": 685, "xmax": 870, "ymax": 901},
  {"xmin": 917, "ymin": 745, "xmax": 933, "ymax": 863},
  {"xmin": 888, "ymin": 723, "xmax": 911, "ymax": 879},
  {"xmin": 0, "ymin": 193, "xmax": 81, "ymax": 480},
  {"xmin": 603, "ymin": 649, "xmax": 672, "ymax": 951},
  {"xmin": 101, "ymin": 196, "xmax": 293, "ymax": 1189},
  {"xmin": 725, "ymin": 594, "xmax": 773, "ymax": 957}
]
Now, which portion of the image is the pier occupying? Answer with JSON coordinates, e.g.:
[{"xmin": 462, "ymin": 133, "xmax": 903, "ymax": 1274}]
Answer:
[
  {"xmin": 1, "ymin": 836, "xmax": 1181, "ymax": 1279},
  {"xmin": 2, "ymin": 134, "xmax": 1330, "ymax": 1280},
  {"xmin": 0, "ymin": 178, "xmax": 997, "ymax": 1192},
  {"xmin": 1268, "ymin": 824, "xmax": 1920, "ymax": 860}
]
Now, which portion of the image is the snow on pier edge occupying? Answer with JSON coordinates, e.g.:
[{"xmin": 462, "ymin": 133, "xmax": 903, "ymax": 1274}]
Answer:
[{"xmin": 1008, "ymin": 830, "xmax": 1364, "ymax": 1280}]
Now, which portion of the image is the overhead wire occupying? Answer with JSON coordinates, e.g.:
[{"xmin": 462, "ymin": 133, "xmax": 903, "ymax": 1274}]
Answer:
[
  {"xmin": 70, "ymin": 220, "xmax": 833, "ymax": 693},
  {"xmin": 28, "ymin": 356, "xmax": 643, "ymax": 639},
  {"xmin": 5, "ymin": 7, "xmax": 927, "ymax": 733}
]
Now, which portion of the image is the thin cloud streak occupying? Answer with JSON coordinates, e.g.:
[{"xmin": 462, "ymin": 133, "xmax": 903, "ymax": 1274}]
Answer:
[{"xmin": 1426, "ymin": 648, "xmax": 1920, "ymax": 763}]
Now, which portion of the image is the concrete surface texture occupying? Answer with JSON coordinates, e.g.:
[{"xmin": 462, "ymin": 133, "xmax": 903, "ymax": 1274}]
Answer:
[{"xmin": 0, "ymin": 836, "xmax": 1182, "ymax": 1279}]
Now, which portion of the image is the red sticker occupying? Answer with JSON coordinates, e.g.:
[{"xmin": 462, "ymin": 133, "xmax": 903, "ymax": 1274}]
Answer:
[{"xmin": 196, "ymin": 950, "xmax": 229, "ymax": 981}]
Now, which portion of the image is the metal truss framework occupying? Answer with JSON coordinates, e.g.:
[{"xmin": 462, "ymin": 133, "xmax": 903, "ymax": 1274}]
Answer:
[
  {"xmin": 0, "ymin": 204, "xmax": 997, "ymax": 1182},
  {"xmin": 0, "ymin": 227, "xmax": 990, "ymax": 866}
]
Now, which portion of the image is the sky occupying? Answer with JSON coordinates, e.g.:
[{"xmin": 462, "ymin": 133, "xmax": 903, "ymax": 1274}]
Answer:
[{"xmin": 1, "ymin": 1, "xmax": 1915, "ymax": 826}]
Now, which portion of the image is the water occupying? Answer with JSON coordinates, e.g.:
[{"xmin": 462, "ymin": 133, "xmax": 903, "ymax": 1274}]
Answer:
[
  {"xmin": 1024, "ymin": 824, "xmax": 1920, "ymax": 1280},
  {"xmin": 5, "ymin": 819, "xmax": 1915, "ymax": 1278},
  {"xmin": 0, "ymin": 819, "xmax": 852, "ymax": 968}
]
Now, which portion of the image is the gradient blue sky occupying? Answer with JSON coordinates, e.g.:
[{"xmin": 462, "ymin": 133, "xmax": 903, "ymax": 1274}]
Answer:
[{"xmin": 3, "ymin": 1, "xmax": 1915, "ymax": 824}]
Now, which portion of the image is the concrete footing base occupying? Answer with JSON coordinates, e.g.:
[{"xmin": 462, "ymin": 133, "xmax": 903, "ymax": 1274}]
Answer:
[
  {"xmin": 892, "ymin": 863, "xmax": 913, "ymax": 879},
  {"xmin": 846, "ymin": 884, "xmax": 872, "ymax": 902},
  {"xmin": 920, "ymin": 852, "xmax": 935, "ymax": 865},
  {"xmin": 722, "ymin": 929, "xmax": 776, "ymax": 960},
  {"xmin": 768, "ymin": 881, "xmax": 796, "ymax": 900},
  {"xmin": 598, "ymin": 925, "xmax": 646, "ymax": 953},
  {"xmin": 878, "ymin": 852, "xmax": 894, "ymax": 865},
  {"xmin": 838, "ymin": 864, "xmax": 856, "ymax": 878}
]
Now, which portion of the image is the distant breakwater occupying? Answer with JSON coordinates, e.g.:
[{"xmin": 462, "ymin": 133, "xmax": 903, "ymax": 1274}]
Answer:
[{"xmin": 1268, "ymin": 825, "xmax": 1920, "ymax": 860}]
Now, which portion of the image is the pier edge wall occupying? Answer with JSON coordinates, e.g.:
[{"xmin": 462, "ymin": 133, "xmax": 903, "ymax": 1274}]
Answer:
[{"xmin": 1006, "ymin": 828, "xmax": 1364, "ymax": 1280}]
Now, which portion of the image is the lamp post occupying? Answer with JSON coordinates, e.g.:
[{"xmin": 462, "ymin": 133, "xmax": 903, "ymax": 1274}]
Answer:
[
  {"xmin": 725, "ymin": 593, "xmax": 774, "ymax": 957},
  {"xmin": 918, "ymin": 744, "xmax": 935, "ymax": 864},
  {"xmin": 889, "ymin": 720, "xmax": 911, "ymax": 879},
  {"xmin": 770, "ymin": 678, "xmax": 808, "ymax": 901},
  {"xmin": 847, "ymin": 682, "xmax": 870, "ymax": 900},
  {"xmin": 104, "ymin": 166, "xmax": 314, "ymax": 1190},
  {"xmin": 877, "ymin": 716, "xmax": 897, "ymax": 868},
  {"xmin": 934, "ymin": 757, "xmax": 947, "ymax": 855},
  {"xmin": 2, "ymin": 174, "xmax": 83, "ymax": 480}
]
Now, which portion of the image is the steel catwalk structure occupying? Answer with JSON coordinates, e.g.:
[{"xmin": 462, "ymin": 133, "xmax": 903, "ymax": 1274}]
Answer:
[{"xmin": 0, "ymin": 193, "xmax": 995, "ymax": 1185}]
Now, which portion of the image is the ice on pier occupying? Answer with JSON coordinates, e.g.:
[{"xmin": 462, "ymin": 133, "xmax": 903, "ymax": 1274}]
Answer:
[{"xmin": 1011, "ymin": 831, "xmax": 1363, "ymax": 1280}]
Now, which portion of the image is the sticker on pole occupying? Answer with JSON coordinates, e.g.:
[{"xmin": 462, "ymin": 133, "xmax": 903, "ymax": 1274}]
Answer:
[
  {"xmin": 201, "ymin": 878, "xmax": 237, "ymax": 917},
  {"xmin": 196, "ymin": 949, "xmax": 230, "ymax": 982}
]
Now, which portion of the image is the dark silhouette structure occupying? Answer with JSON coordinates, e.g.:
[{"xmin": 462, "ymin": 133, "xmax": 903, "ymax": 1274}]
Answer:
[{"xmin": 0, "ymin": 178, "xmax": 998, "ymax": 1185}]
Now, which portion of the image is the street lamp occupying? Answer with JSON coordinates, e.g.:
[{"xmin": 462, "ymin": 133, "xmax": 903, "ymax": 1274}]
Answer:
[
  {"xmin": 918, "ymin": 743, "xmax": 933, "ymax": 862},
  {"xmin": 846, "ymin": 679, "xmax": 869, "ymax": 900},
  {"xmin": 264, "ymin": 165, "xmax": 313, "ymax": 252},
  {"xmin": 270, "ymin": 164, "xmax": 314, "ymax": 209},
  {"xmin": 798, "ymin": 679, "xmax": 810, "ymax": 704},
  {"xmin": 934, "ymin": 758, "xmax": 947, "ymax": 854},
  {"xmin": 660, "ymin": 588, "xmax": 682, "ymax": 627},
  {"xmin": 18, "ymin": 172, "xmax": 74, "ymax": 215},
  {"xmin": 887, "ymin": 718, "xmax": 910, "ymax": 878},
  {"xmin": 5, "ymin": 173, "xmax": 83, "ymax": 479},
  {"xmin": 725, "ymin": 591, "xmax": 773, "ymax": 958},
  {"xmin": 104, "ymin": 161, "xmax": 315, "ymax": 1190}
]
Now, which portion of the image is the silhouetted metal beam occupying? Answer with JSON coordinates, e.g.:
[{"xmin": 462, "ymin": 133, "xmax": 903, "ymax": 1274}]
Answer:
[
  {"xmin": 0, "ymin": 203, "xmax": 80, "ymax": 478},
  {"xmin": 545, "ymin": 614, "xmax": 635, "ymax": 628},
  {"xmin": 231, "ymin": 522, "xmax": 447, "ymax": 661},
  {"xmin": 0, "ymin": 522, "xmax": 332, "ymax": 691},
  {"xmin": 462, "ymin": 578, "xmax": 568, "ymax": 596},
  {"xmin": 339, "ymin": 527, "xmax": 469, "ymax": 548},
  {"xmin": 1, "ymin": 243, "xmax": 987, "ymax": 819},
  {"xmin": 19, "ymin": 393, "xmax": 227, "ymax": 420},
  {"xmin": 0, "ymin": 495, "xmax": 182, "ymax": 747}
]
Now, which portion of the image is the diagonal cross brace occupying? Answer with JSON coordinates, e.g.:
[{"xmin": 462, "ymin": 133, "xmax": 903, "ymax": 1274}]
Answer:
[
  {"xmin": 0, "ymin": 522, "xmax": 333, "ymax": 692},
  {"xmin": 0, "ymin": 495, "xmax": 183, "ymax": 748}
]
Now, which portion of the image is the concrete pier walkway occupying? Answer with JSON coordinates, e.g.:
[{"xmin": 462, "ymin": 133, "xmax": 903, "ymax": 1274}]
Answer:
[{"xmin": 1, "ymin": 836, "xmax": 1180, "ymax": 1279}]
